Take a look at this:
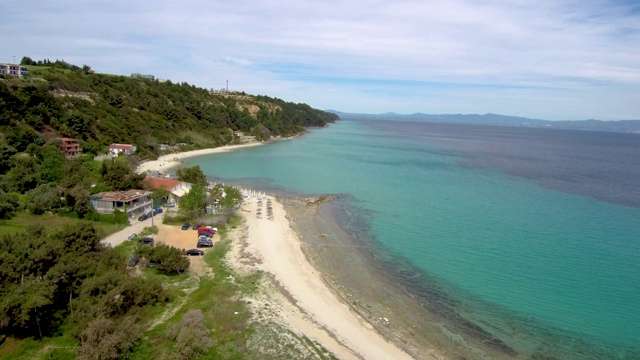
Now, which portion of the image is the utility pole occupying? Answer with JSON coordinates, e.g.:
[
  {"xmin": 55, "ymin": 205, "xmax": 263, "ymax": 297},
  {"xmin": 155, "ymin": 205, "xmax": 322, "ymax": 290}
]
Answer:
[
  {"xmin": 13, "ymin": 55, "xmax": 16, "ymax": 64},
  {"xmin": 226, "ymin": 80, "xmax": 228, "ymax": 93}
]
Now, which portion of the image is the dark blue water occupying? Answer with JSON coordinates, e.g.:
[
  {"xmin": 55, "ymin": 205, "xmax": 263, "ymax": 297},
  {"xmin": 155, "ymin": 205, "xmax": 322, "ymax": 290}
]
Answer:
[{"xmin": 188, "ymin": 119, "xmax": 640, "ymax": 359}]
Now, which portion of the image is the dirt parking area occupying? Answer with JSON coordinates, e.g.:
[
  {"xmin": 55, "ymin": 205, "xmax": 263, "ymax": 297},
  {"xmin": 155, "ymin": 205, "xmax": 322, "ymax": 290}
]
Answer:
[{"xmin": 154, "ymin": 223, "xmax": 218, "ymax": 276}]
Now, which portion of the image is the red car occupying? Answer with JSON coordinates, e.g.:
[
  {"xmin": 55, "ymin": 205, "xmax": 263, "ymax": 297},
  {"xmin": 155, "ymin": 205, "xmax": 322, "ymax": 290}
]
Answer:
[{"xmin": 197, "ymin": 227, "xmax": 215, "ymax": 236}]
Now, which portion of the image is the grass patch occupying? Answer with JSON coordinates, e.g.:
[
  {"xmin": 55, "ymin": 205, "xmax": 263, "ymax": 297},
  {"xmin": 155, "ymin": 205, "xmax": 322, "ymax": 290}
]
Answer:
[
  {"xmin": 132, "ymin": 238, "xmax": 255, "ymax": 359},
  {"xmin": 0, "ymin": 212, "xmax": 124, "ymax": 238},
  {"xmin": 0, "ymin": 332, "xmax": 78, "ymax": 360}
]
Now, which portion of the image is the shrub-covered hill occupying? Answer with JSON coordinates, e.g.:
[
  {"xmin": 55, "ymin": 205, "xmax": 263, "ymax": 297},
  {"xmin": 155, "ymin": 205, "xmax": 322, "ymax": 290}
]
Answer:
[{"xmin": 0, "ymin": 62, "xmax": 339, "ymax": 157}]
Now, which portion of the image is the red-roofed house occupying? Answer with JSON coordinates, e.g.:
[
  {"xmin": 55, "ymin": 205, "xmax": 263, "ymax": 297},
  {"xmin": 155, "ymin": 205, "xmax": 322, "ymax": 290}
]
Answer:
[
  {"xmin": 58, "ymin": 138, "xmax": 82, "ymax": 158},
  {"xmin": 144, "ymin": 177, "xmax": 192, "ymax": 204},
  {"xmin": 109, "ymin": 143, "xmax": 137, "ymax": 156}
]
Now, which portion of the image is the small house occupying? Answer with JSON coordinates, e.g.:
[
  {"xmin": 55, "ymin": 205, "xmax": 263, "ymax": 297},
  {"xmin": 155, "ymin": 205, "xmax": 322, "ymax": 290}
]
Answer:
[
  {"xmin": 58, "ymin": 138, "xmax": 82, "ymax": 159},
  {"xmin": 109, "ymin": 143, "xmax": 137, "ymax": 156}
]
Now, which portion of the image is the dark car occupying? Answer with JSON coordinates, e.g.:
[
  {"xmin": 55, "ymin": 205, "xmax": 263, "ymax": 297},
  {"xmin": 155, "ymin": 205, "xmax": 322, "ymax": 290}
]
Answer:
[
  {"xmin": 128, "ymin": 256, "xmax": 139, "ymax": 267},
  {"xmin": 153, "ymin": 208, "xmax": 163, "ymax": 215},
  {"xmin": 197, "ymin": 239, "xmax": 213, "ymax": 248},
  {"xmin": 192, "ymin": 223, "xmax": 200, "ymax": 230},
  {"xmin": 138, "ymin": 213, "xmax": 150, "ymax": 221},
  {"xmin": 181, "ymin": 223, "xmax": 190, "ymax": 230},
  {"xmin": 138, "ymin": 237, "xmax": 154, "ymax": 245},
  {"xmin": 186, "ymin": 248, "xmax": 205, "ymax": 256}
]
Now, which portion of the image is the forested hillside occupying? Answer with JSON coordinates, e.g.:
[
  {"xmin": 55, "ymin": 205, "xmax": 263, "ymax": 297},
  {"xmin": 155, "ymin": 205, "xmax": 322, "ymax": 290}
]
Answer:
[
  {"xmin": 0, "ymin": 59, "xmax": 338, "ymax": 222},
  {"xmin": 1, "ymin": 59, "xmax": 339, "ymax": 157}
]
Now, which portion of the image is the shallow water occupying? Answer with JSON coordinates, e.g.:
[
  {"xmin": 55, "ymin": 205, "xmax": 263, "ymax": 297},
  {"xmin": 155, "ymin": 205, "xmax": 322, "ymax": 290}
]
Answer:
[{"xmin": 188, "ymin": 119, "xmax": 640, "ymax": 359}]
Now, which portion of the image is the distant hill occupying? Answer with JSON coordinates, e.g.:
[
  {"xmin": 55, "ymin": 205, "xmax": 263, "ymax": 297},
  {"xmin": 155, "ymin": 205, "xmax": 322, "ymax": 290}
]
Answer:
[
  {"xmin": 0, "ymin": 61, "xmax": 339, "ymax": 158},
  {"xmin": 329, "ymin": 111, "xmax": 640, "ymax": 134}
]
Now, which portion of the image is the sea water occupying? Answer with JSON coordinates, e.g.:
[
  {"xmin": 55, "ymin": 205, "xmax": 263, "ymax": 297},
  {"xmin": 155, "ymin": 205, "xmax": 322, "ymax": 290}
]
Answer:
[{"xmin": 188, "ymin": 118, "xmax": 640, "ymax": 359}]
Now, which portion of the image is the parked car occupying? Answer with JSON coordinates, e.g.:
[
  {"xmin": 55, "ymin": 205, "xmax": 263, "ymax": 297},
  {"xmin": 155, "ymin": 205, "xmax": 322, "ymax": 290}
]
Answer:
[
  {"xmin": 147, "ymin": 260, "xmax": 157, "ymax": 268},
  {"xmin": 185, "ymin": 249, "xmax": 205, "ymax": 256},
  {"xmin": 181, "ymin": 223, "xmax": 190, "ymax": 230},
  {"xmin": 138, "ymin": 237, "xmax": 154, "ymax": 245},
  {"xmin": 197, "ymin": 227, "xmax": 215, "ymax": 236},
  {"xmin": 153, "ymin": 208, "xmax": 163, "ymax": 215},
  {"xmin": 127, "ymin": 233, "xmax": 138, "ymax": 241},
  {"xmin": 138, "ymin": 213, "xmax": 151, "ymax": 221},
  {"xmin": 197, "ymin": 238, "xmax": 213, "ymax": 248},
  {"xmin": 192, "ymin": 223, "xmax": 200, "ymax": 230},
  {"xmin": 128, "ymin": 256, "xmax": 139, "ymax": 267},
  {"xmin": 164, "ymin": 202, "xmax": 176, "ymax": 208}
]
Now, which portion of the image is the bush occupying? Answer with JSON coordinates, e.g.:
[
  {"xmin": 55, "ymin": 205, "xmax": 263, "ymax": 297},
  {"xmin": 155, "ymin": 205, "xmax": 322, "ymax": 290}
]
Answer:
[
  {"xmin": 137, "ymin": 243, "xmax": 189, "ymax": 275},
  {"xmin": 77, "ymin": 316, "xmax": 141, "ymax": 360},
  {"xmin": 167, "ymin": 309, "xmax": 212, "ymax": 359}
]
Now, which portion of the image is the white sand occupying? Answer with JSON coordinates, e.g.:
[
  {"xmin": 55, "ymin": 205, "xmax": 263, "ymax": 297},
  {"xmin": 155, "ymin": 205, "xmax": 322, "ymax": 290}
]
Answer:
[
  {"xmin": 235, "ymin": 196, "xmax": 418, "ymax": 360},
  {"xmin": 136, "ymin": 142, "xmax": 264, "ymax": 174},
  {"xmin": 135, "ymin": 144, "xmax": 429, "ymax": 360}
]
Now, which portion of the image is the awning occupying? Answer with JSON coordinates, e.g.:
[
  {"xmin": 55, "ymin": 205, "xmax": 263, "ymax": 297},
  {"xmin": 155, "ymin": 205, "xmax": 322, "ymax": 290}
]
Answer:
[{"xmin": 171, "ymin": 188, "xmax": 189, "ymax": 198}]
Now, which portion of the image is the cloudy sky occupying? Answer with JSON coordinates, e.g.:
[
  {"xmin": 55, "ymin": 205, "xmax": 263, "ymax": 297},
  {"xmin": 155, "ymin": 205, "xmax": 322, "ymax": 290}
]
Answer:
[{"xmin": 3, "ymin": 0, "xmax": 639, "ymax": 120}]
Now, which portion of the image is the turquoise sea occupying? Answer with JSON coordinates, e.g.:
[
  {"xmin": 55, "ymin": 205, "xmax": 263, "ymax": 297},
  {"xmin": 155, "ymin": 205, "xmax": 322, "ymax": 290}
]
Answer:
[{"xmin": 188, "ymin": 118, "xmax": 640, "ymax": 359}]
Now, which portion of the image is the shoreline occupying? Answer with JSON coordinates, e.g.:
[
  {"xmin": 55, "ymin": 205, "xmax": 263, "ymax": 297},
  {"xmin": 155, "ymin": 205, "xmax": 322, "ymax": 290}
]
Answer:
[
  {"xmin": 135, "ymin": 142, "xmax": 265, "ymax": 174},
  {"xmin": 227, "ymin": 194, "xmax": 422, "ymax": 360},
  {"xmin": 135, "ymin": 144, "xmax": 433, "ymax": 359}
]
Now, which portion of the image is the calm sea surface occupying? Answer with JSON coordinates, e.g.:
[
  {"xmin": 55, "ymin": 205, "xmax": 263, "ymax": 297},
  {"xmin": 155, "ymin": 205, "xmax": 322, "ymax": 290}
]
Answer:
[{"xmin": 189, "ymin": 118, "xmax": 640, "ymax": 359}]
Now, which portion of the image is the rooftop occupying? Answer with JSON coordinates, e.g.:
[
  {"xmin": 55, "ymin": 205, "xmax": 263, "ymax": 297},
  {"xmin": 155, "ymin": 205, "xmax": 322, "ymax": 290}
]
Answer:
[
  {"xmin": 91, "ymin": 189, "xmax": 151, "ymax": 202},
  {"xmin": 144, "ymin": 177, "xmax": 182, "ymax": 191}
]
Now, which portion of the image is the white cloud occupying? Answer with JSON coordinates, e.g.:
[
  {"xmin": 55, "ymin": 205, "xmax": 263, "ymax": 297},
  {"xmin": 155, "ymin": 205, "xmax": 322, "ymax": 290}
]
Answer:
[{"xmin": 2, "ymin": 0, "xmax": 639, "ymax": 119}]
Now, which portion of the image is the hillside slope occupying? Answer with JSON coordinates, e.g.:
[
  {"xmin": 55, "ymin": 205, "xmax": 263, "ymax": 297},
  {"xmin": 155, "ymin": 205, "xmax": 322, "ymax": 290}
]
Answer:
[{"xmin": 0, "ymin": 64, "xmax": 339, "ymax": 157}]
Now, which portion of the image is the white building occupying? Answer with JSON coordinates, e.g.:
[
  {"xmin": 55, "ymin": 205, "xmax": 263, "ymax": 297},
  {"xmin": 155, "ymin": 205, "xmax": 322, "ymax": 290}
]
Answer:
[{"xmin": 108, "ymin": 143, "xmax": 136, "ymax": 156}]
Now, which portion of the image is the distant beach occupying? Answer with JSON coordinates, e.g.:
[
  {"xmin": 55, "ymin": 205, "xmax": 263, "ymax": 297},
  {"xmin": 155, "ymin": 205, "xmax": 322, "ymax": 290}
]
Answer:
[{"xmin": 136, "ymin": 142, "xmax": 265, "ymax": 174}]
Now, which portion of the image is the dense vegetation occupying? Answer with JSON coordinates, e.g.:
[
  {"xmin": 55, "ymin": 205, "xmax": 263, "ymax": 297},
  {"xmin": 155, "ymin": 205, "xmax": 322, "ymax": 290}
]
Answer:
[
  {"xmin": 0, "ymin": 58, "xmax": 340, "ymax": 359},
  {"xmin": 0, "ymin": 223, "xmax": 170, "ymax": 356},
  {"xmin": 1, "ymin": 57, "xmax": 339, "ymax": 158},
  {"xmin": 0, "ymin": 58, "xmax": 337, "ymax": 221}
]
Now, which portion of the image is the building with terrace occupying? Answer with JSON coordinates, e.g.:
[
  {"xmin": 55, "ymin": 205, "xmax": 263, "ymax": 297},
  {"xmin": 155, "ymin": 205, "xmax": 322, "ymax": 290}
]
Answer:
[
  {"xmin": 58, "ymin": 138, "xmax": 82, "ymax": 158},
  {"xmin": 0, "ymin": 63, "xmax": 28, "ymax": 77},
  {"xmin": 90, "ymin": 190, "xmax": 152, "ymax": 218}
]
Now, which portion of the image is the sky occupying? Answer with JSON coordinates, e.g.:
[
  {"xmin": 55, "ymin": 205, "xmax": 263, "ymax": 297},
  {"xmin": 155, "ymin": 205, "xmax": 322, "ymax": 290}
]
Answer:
[{"xmin": 2, "ymin": 0, "xmax": 640, "ymax": 120}]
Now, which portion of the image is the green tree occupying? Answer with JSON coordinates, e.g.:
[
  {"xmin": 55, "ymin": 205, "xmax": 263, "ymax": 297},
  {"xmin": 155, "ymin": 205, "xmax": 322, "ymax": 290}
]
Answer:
[
  {"xmin": 0, "ymin": 191, "xmax": 20, "ymax": 219},
  {"xmin": 179, "ymin": 184, "xmax": 206, "ymax": 221},
  {"xmin": 0, "ymin": 145, "xmax": 18, "ymax": 174},
  {"xmin": 140, "ymin": 243, "xmax": 189, "ymax": 275},
  {"xmin": 39, "ymin": 147, "xmax": 66, "ymax": 183},
  {"xmin": 3, "ymin": 153, "xmax": 40, "ymax": 193},
  {"xmin": 151, "ymin": 186, "xmax": 171, "ymax": 206},
  {"xmin": 26, "ymin": 183, "xmax": 62, "ymax": 214},
  {"xmin": 216, "ymin": 185, "xmax": 244, "ymax": 222},
  {"xmin": 101, "ymin": 158, "xmax": 144, "ymax": 191},
  {"xmin": 176, "ymin": 165, "xmax": 207, "ymax": 186}
]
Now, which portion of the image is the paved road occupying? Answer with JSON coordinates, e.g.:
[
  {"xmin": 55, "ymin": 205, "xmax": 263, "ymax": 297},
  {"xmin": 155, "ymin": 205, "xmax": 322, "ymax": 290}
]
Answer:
[{"xmin": 102, "ymin": 212, "xmax": 165, "ymax": 248}]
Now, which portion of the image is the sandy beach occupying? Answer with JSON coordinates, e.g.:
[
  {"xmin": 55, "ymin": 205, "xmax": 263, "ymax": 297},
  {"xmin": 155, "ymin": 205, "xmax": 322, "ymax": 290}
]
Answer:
[
  {"xmin": 135, "ymin": 142, "xmax": 265, "ymax": 174},
  {"xmin": 132, "ymin": 145, "xmax": 441, "ymax": 359},
  {"xmin": 227, "ymin": 195, "xmax": 424, "ymax": 360}
]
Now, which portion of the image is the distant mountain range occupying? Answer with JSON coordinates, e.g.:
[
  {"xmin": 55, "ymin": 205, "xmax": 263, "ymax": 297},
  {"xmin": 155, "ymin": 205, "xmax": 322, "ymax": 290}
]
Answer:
[{"xmin": 328, "ymin": 111, "xmax": 640, "ymax": 134}]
